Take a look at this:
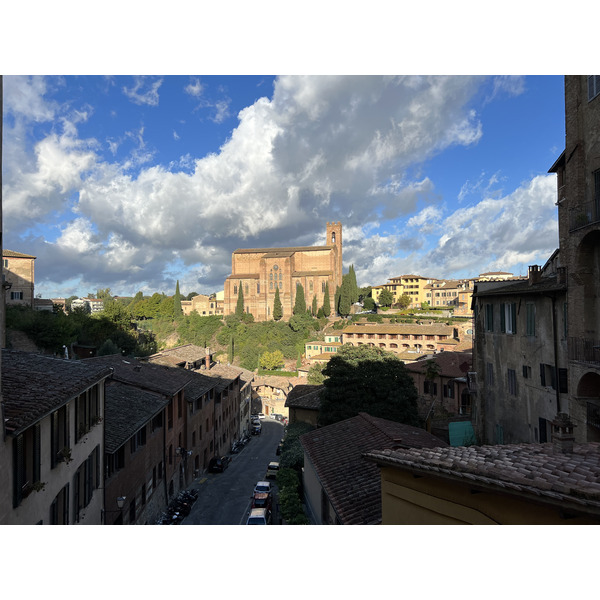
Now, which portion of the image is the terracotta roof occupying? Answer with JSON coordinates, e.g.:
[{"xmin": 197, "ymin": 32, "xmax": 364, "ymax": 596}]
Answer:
[
  {"xmin": 300, "ymin": 412, "xmax": 447, "ymax": 524},
  {"xmin": 342, "ymin": 323, "xmax": 454, "ymax": 335},
  {"xmin": 2, "ymin": 249, "xmax": 36, "ymax": 259},
  {"xmin": 364, "ymin": 442, "xmax": 600, "ymax": 513},
  {"xmin": 2, "ymin": 350, "xmax": 112, "ymax": 435},
  {"xmin": 104, "ymin": 380, "xmax": 168, "ymax": 453},
  {"xmin": 226, "ymin": 273, "xmax": 260, "ymax": 280},
  {"xmin": 147, "ymin": 344, "xmax": 208, "ymax": 366},
  {"xmin": 83, "ymin": 354, "xmax": 193, "ymax": 397},
  {"xmin": 253, "ymin": 375, "xmax": 295, "ymax": 390},
  {"xmin": 404, "ymin": 351, "xmax": 472, "ymax": 378},
  {"xmin": 285, "ymin": 384, "xmax": 323, "ymax": 410},
  {"xmin": 201, "ymin": 363, "xmax": 242, "ymax": 393},
  {"xmin": 183, "ymin": 370, "xmax": 221, "ymax": 400}
]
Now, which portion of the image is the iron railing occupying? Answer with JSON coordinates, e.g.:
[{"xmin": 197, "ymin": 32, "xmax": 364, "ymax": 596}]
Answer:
[
  {"xmin": 569, "ymin": 337, "xmax": 600, "ymax": 364},
  {"xmin": 569, "ymin": 200, "xmax": 600, "ymax": 231}
]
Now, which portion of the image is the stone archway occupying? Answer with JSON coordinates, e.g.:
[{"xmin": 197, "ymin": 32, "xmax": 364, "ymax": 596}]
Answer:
[{"xmin": 577, "ymin": 371, "xmax": 600, "ymax": 442}]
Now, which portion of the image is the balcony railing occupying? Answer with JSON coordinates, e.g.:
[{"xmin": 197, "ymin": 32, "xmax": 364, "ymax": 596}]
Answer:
[
  {"xmin": 569, "ymin": 200, "xmax": 600, "ymax": 232},
  {"xmin": 569, "ymin": 337, "xmax": 600, "ymax": 364}
]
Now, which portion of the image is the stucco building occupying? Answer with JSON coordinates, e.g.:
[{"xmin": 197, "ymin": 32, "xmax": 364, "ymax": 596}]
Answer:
[
  {"xmin": 224, "ymin": 222, "xmax": 343, "ymax": 321},
  {"xmin": 2, "ymin": 250, "xmax": 36, "ymax": 308}
]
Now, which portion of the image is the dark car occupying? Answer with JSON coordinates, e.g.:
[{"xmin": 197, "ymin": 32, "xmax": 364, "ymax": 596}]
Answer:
[
  {"xmin": 251, "ymin": 491, "xmax": 273, "ymax": 511},
  {"xmin": 208, "ymin": 456, "xmax": 230, "ymax": 473}
]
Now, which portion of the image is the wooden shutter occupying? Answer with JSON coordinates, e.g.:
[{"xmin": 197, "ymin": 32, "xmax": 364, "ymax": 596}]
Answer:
[
  {"xmin": 500, "ymin": 303, "xmax": 506, "ymax": 332},
  {"xmin": 33, "ymin": 423, "xmax": 41, "ymax": 484},
  {"xmin": 558, "ymin": 368, "xmax": 568, "ymax": 393},
  {"xmin": 540, "ymin": 363, "xmax": 546, "ymax": 386},
  {"xmin": 13, "ymin": 435, "xmax": 24, "ymax": 507},
  {"xmin": 511, "ymin": 303, "xmax": 517, "ymax": 334}
]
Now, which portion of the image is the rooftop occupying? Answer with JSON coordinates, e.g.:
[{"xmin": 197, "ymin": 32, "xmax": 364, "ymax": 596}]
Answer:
[
  {"xmin": 300, "ymin": 412, "xmax": 447, "ymax": 524},
  {"xmin": 364, "ymin": 442, "xmax": 600, "ymax": 514},
  {"xmin": 2, "ymin": 350, "xmax": 112, "ymax": 435},
  {"xmin": 285, "ymin": 384, "xmax": 324, "ymax": 410},
  {"xmin": 405, "ymin": 351, "xmax": 472, "ymax": 377}
]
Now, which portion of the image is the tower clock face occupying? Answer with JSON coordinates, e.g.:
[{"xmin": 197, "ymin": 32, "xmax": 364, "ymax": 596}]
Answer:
[{"xmin": 273, "ymin": 264, "xmax": 278, "ymax": 270}]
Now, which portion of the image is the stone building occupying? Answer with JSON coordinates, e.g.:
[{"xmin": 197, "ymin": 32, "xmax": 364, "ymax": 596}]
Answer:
[
  {"xmin": 472, "ymin": 75, "xmax": 600, "ymax": 445},
  {"xmin": 2, "ymin": 250, "xmax": 36, "ymax": 308},
  {"xmin": 549, "ymin": 75, "xmax": 600, "ymax": 442},
  {"xmin": 223, "ymin": 222, "xmax": 343, "ymax": 321},
  {"xmin": 181, "ymin": 293, "xmax": 223, "ymax": 317}
]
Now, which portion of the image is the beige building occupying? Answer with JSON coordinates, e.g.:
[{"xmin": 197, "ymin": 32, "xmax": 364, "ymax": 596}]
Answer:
[
  {"xmin": 224, "ymin": 222, "xmax": 343, "ymax": 321},
  {"xmin": 3, "ymin": 250, "xmax": 36, "ymax": 308},
  {"xmin": 181, "ymin": 293, "xmax": 223, "ymax": 317},
  {"xmin": 372, "ymin": 274, "xmax": 435, "ymax": 308}
]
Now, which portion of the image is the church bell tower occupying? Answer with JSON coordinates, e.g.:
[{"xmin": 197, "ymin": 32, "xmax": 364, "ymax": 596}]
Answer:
[{"xmin": 326, "ymin": 221, "xmax": 343, "ymax": 288}]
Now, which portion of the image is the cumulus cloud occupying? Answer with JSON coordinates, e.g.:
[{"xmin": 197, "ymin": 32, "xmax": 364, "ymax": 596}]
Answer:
[{"xmin": 6, "ymin": 74, "xmax": 548, "ymax": 297}]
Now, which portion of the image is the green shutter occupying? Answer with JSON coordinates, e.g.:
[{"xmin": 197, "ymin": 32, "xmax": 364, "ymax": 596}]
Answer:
[{"xmin": 500, "ymin": 303, "xmax": 506, "ymax": 332}]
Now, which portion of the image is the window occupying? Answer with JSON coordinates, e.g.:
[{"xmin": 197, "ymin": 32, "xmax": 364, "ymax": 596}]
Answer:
[
  {"xmin": 130, "ymin": 426, "xmax": 147, "ymax": 454},
  {"xmin": 151, "ymin": 412, "xmax": 163, "ymax": 432},
  {"xmin": 485, "ymin": 303, "xmax": 494, "ymax": 332},
  {"xmin": 558, "ymin": 368, "xmax": 568, "ymax": 393},
  {"xmin": 522, "ymin": 365, "xmax": 531, "ymax": 379},
  {"xmin": 563, "ymin": 302, "xmax": 568, "ymax": 338},
  {"xmin": 105, "ymin": 446, "xmax": 125, "ymax": 479},
  {"xmin": 500, "ymin": 303, "xmax": 517, "ymax": 334},
  {"xmin": 540, "ymin": 363, "xmax": 556, "ymax": 389},
  {"xmin": 233, "ymin": 285, "xmax": 237, "ymax": 294},
  {"xmin": 13, "ymin": 424, "xmax": 41, "ymax": 507},
  {"xmin": 51, "ymin": 404, "xmax": 70, "ymax": 469},
  {"xmin": 50, "ymin": 484, "xmax": 70, "ymax": 525},
  {"xmin": 526, "ymin": 303, "xmax": 536, "ymax": 336},
  {"xmin": 10, "ymin": 291, "xmax": 23, "ymax": 300},
  {"xmin": 257, "ymin": 283, "xmax": 260, "ymax": 294},
  {"xmin": 73, "ymin": 445, "xmax": 101, "ymax": 522},
  {"xmin": 443, "ymin": 383, "xmax": 455, "ymax": 399},
  {"xmin": 588, "ymin": 75, "xmax": 600, "ymax": 101},
  {"xmin": 486, "ymin": 363, "xmax": 494, "ymax": 386},
  {"xmin": 75, "ymin": 385, "xmax": 100, "ymax": 442},
  {"xmin": 508, "ymin": 369, "xmax": 517, "ymax": 396},
  {"xmin": 424, "ymin": 381, "xmax": 437, "ymax": 395}
]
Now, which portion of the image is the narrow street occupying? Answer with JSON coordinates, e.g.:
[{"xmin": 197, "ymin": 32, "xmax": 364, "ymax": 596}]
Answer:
[{"xmin": 182, "ymin": 418, "xmax": 284, "ymax": 525}]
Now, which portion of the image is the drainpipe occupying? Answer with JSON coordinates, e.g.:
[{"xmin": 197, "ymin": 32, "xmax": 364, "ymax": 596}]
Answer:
[{"xmin": 548, "ymin": 293, "xmax": 561, "ymax": 414}]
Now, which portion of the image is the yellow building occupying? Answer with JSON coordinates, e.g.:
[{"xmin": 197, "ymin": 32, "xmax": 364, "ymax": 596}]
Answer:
[
  {"xmin": 224, "ymin": 222, "xmax": 343, "ymax": 321},
  {"xmin": 3, "ymin": 250, "xmax": 36, "ymax": 308},
  {"xmin": 365, "ymin": 417, "xmax": 600, "ymax": 525},
  {"xmin": 372, "ymin": 274, "xmax": 436, "ymax": 308},
  {"xmin": 181, "ymin": 293, "xmax": 223, "ymax": 317}
]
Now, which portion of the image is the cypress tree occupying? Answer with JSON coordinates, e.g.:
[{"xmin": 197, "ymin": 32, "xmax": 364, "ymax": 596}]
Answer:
[
  {"xmin": 273, "ymin": 286, "xmax": 283, "ymax": 321},
  {"xmin": 334, "ymin": 285, "xmax": 341, "ymax": 315},
  {"xmin": 322, "ymin": 282, "xmax": 331, "ymax": 317},
  {"xmin": 235, "ymin": 280, "xmax": 244, "ymax": 317},
  {"xmin": 174, "ymin": 280, "xmax": 183, "ymax": 319},
  {"xmin": 293, "ymin": 283, "xmax": 306, "ymax": 315},
  {"xmin": 349, "ymin": 265, "xmax": 359, "ymax": 304},
  {"xmin": 312, "ymin": 294, "xmax": 318, "ymax": 316},
  {"xmin": 338, "ymin": 275, "xmax": 352, "ymax": 316}
]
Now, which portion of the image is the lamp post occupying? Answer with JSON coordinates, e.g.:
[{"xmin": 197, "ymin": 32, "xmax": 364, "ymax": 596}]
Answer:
[{"xmin": 102, "ymin": 495, "xmax": 126, "ymax": 524}]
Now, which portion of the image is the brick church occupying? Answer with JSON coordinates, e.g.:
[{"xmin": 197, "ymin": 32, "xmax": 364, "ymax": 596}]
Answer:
[{"xmin": 224, "ymin": 222, "xmax": 343, "ymax": 321}]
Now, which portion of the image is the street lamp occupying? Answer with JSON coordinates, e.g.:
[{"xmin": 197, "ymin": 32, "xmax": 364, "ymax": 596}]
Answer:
[{"xmin": 116, "ymin": 496, "xmax": 126, "ymax": 510}]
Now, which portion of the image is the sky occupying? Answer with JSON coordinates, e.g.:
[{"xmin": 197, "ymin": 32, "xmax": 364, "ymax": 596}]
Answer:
[{"xmin": 2, "ymin": 74, "xmax": 567, "ymax": 299}]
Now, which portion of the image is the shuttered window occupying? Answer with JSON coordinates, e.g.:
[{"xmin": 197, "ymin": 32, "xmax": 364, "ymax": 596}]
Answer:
[{"xmin": 588, "ymin": 75, "xmax": 600, "ymax": 101}]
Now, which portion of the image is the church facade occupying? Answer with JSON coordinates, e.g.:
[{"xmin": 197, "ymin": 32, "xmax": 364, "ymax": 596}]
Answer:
[{"xmin": 224, "ymin": 222, "xmax": 343, "ymax": 321}]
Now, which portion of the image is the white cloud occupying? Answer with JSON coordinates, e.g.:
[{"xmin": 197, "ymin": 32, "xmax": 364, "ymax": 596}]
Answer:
[
  {"xmin": 184, "ymin": 78, "xmax": 203, "ymax": 98},
  {"xmin": 122, "ymin": 76, "xmax": 163, "ymax": 106}
]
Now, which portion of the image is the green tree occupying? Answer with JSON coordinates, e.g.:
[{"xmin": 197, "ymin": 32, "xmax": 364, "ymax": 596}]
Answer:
[
  {"xmin": 348, "ymin": 265, "xmax": 359, "ymax": 304},
  {"xmin": 338, "ymin": 275, "xmax": 352, "ymax": 317},
  {"xmin": 311, "ymin": 295, "xmax": 318, "ymax": 316},
  {"xmin": 228, "ymin": 333, "xmax": 235, "ymax": 363},
  {"xmin": 260, "ymin": 350, "xmax": 284, "ymax": 370},
  {"xmin": 322, "ymin": 283, "xmax": 331, "ymax": 317},
  {"xmin": 273, "ymin": 286, "xmax": 283, "ymax": 321},
  {"xmin": 334, "ymin": 285, "xmax": 341, "ymax": 315},
  {"xmin": 235, "ymin": 281, "xmax": 245, "ymax": 317},
  {"xmin": 378, "ymin": 289, "xmax": 394, "ymax": 307},
  {"xmin": 396, "ymin": 293, "xmax": 412, "ymax": 310},
  {"xmin": 293, "ymin": 283, "xmax": 306, "ymax": 315},
  {"xmin": 363, "ymin": 296, "xmax": 376, "ymax": 311},
  {"xmin": 307, "ymin": 363, "xmax": 326, "ymax": 385},
  {"xmin": 318, "ymin": 344, "xmax": 420, "ymax": 427},
  {"xmin": 174, "ymin": 280, "xmax": 183, "ymax": 319}
]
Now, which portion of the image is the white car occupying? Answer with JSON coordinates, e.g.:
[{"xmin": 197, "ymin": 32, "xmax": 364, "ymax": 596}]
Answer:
[
  {"xmin": 246, "ymin": 507, "xmax": 271, "ymax": 525},
  {"xmin": 258, "ymin": 413, "xmax": 265, "ymax": 420},
  {"xmin": 266, "ymin": 461, "xmax": 280, "ymax": 479},
  {"xmin": 254, "ymin": 480, "xmax": 272, "ymax": 494}
]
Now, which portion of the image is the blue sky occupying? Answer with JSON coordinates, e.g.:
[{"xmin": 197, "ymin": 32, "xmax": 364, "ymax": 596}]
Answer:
[{"xmin": 2, "ymin": 74, "xmax": 567, "ymax": 299}]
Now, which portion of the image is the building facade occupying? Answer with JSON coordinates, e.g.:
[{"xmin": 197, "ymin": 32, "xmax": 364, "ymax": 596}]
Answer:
[
  {"xmin": 2, "ymin": 250, "xmax": 36, "ymax": 308},
  {"xmin": 223, "ymin": 222, "xmax": 343, "ymax": 321},
  {"xmin": 549, "ymin": 75, "xmax": 600, "ymax": 442}
]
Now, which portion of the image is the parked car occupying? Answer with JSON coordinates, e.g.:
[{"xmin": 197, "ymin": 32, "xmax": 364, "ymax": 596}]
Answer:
[
  {"xmin": 266, "ymin": 461, "xmax": 280, "ymax": 479},
  {"xmin": 208, "ymin": 456, "xmax": 230, "ymax": 473},
  {"xmin": 251, "ymin": 491, "xmax": 273, "ymax": 511},
  {"xmin": 252, "ymin": 423, "xmax": 262, "ymax": 435},
  {"xmin": 246, "ymin": 507, "xmax": 272, "ymax": 525},
  {"xmin": 258, "ymin": 413, "xmax": 265, "ymax": 420},
  {"xmin": 254, "ymin": 480, "xmax": 272, "ymax": 494}
]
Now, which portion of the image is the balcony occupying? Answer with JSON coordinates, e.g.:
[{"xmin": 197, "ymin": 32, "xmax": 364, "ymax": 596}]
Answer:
[
  {"xmin": 569, "ymin": 337, "xmax": 600, "ymax": 365},
  {"xmin": 569, "ymin": 200, "xmax": 600, "ymax": 232}
]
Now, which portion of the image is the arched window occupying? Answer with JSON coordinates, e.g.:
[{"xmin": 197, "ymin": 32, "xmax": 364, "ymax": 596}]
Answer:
[{"xmin": 331, "ymin": 232, "xmax": 336, "ymax": 244}]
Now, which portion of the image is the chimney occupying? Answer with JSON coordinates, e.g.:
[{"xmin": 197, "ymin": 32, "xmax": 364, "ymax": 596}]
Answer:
[
  {"xmin": 528, "ymin": 265, "xmax": 541, "ymax": 286},
  {"xmin": 205, "ymin": 347, "xmax": 211, "ymax": 370},
  {"xmin": 551, "ymin": 413, "xmax": 576, "ymax": 453}
]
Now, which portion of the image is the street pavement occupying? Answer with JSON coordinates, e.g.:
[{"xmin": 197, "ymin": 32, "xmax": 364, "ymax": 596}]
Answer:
[{"xmin": 182, "ymin": 418, "xmax": 284, "ymax": 525}]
